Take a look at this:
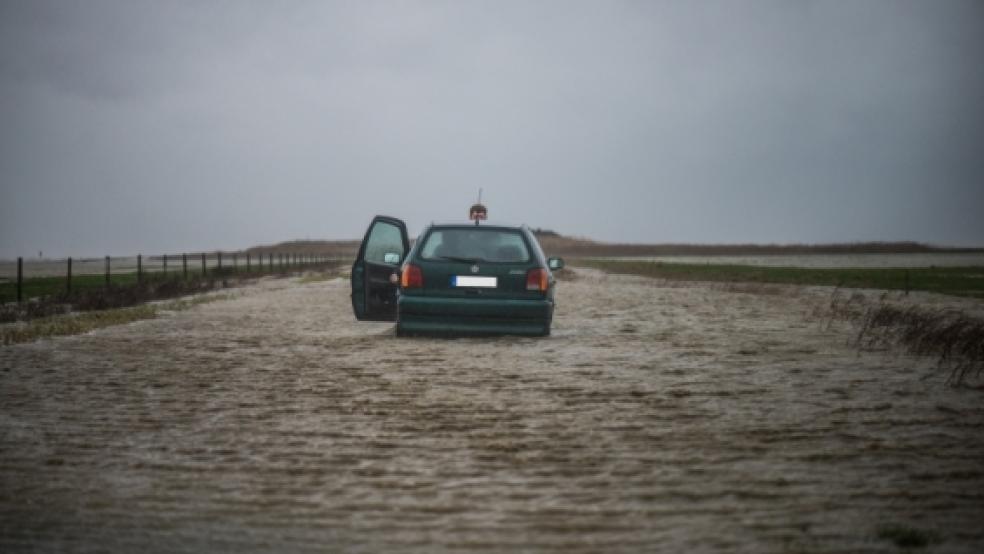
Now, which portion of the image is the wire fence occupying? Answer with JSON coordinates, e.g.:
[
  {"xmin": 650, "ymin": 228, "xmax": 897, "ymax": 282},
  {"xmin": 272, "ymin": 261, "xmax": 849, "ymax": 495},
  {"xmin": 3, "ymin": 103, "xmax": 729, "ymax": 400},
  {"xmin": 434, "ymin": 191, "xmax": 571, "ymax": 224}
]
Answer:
[{"xmin": 0, "ymin": 251, "xmax": 340, "ymax": 304}]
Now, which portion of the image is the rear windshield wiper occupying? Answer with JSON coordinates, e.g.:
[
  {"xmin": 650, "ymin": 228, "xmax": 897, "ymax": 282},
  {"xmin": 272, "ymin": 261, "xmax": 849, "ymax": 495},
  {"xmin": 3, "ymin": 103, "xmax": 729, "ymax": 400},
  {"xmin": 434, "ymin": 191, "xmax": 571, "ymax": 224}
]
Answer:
[{"xmin": 436, "ymin": 255, "xmax": 483, "ymax": 263}]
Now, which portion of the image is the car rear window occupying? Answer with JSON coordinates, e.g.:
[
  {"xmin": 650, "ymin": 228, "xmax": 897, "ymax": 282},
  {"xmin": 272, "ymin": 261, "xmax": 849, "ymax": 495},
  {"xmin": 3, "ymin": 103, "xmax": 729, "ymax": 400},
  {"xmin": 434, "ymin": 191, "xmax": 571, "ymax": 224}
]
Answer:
[{"xmin": 420, "ymin": 228, "xmax": 531, "ymax": 263}]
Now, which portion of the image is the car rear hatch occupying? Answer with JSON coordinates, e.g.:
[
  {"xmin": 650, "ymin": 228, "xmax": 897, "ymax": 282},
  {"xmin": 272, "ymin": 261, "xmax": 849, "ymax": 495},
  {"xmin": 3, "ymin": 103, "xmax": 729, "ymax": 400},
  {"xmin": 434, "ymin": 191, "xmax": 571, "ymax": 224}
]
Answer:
[
  {"xmin": 402, "ymin": 226, "xmax": 547, "ymax": 301},
  {"xmin": 413, "ymin": 258, "xmax": 545, "ymax": 301}
]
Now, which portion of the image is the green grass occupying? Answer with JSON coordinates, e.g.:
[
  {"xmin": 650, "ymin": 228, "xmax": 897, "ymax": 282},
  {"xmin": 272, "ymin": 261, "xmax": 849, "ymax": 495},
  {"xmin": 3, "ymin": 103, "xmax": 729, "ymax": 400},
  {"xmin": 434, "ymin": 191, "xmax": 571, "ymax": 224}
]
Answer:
[
  {"xmin": 577, "ymin": 259, "xmax": 984, "ymax": 299},
  {"xmin": 0, "ymin": 263, "xmax": 315, "ymax": 304},
  {"xmin": 0, "ymin": 272, "xmax": 136, "ymax": 303}
]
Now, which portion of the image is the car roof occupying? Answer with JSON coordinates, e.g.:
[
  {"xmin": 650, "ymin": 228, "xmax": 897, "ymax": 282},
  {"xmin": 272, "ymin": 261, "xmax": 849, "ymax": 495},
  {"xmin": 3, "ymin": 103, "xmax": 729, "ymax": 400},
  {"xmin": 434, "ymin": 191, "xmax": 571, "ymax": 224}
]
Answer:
[{"xmin": 427, "ymin": 222, "xmax": 529, "ymax": 231}]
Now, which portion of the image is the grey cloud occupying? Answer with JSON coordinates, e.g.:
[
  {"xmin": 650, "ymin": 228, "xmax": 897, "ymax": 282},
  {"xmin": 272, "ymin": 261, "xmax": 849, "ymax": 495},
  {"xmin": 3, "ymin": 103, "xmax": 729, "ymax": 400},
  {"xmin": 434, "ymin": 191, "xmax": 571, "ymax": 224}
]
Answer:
[{"xmin": 1, "ymin": 0, "xmax": 982, "ymax": 258}]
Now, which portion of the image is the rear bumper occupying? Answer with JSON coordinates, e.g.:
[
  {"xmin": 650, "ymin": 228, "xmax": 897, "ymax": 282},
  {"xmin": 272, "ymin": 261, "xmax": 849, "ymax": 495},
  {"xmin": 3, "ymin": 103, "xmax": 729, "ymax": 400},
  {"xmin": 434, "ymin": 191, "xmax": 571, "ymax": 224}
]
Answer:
[{"xmin": 397, "ymin": 295, "xmax": 553, "ymax": 336}]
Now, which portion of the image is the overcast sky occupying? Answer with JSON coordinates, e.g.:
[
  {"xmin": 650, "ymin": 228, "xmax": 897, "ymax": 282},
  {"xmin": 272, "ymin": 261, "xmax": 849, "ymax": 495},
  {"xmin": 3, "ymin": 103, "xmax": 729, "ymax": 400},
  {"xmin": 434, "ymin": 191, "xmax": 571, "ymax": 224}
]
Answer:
[{"xmin": 1, "ymin": 0, "xmax": 982, "ymax": 257}]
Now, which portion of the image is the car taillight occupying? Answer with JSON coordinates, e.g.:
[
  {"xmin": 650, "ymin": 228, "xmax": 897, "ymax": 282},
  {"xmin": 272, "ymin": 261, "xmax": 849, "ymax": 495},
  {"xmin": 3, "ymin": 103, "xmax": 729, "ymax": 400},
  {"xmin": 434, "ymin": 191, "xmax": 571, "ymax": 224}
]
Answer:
[
  {"xmin": 401, "ymin": 264, "xmax": 423, "ymax": 288},
  {"xmin": 526, "ymin": 268, "xmax": 548, "ymax": 292}
]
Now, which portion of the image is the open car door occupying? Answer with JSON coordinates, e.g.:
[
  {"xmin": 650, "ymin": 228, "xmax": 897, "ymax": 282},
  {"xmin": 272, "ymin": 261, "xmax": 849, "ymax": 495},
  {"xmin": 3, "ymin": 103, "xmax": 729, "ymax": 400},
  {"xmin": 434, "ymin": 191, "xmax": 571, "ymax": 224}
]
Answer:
[{"xmin": 351, "ymin": 215, "xmax": 409, "ymax": 321}]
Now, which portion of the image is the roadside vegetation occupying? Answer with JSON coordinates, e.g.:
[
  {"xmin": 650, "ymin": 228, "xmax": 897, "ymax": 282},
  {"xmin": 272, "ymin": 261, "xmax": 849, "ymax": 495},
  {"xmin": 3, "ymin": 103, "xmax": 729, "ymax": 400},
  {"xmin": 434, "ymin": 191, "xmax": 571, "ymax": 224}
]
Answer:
[
  {"xmin": 577, "ymin": 259, "xmax": 984, "ymax": 299},
  {"xmin": 0, "ymin": 262, "xmax": 325, "ymax": 306},
  {"xmin": 1, "ymin": 264, "xmax": 341, "ymax": 325},
  {"xmin": 828, "ymin": 292, "xmax": 984, "ymax": 387},
  {"xmin": 1, "ymin": 294, "xmax": 232, "ymax": 346},
  {"xmin": 535, "ymin": 234, "xmax": 983, "ymax": 258}
]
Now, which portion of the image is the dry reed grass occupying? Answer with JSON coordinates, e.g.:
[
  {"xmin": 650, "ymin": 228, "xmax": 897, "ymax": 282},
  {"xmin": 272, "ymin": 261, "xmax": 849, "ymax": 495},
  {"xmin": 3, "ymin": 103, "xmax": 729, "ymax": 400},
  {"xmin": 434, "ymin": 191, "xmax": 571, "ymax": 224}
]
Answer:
[
  {"xmin": 856, "ymin": 303, "xmax": 984, "ymax": 386},
  {"xmin": 824, "ymin": 289, "xmax": 984, "ymax": 387}
]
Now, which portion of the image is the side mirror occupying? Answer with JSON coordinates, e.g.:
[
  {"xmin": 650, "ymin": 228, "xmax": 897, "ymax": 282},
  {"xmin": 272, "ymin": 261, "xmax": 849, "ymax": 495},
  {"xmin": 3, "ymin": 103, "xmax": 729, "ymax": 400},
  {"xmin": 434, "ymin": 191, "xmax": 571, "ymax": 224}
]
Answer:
[
  {"xmin": 383, "ymin": 252, "xmax": 401, "ymax": 265},
  {"xmin": 547, "ymin": 257, "xmax": 565, "ymax": 270}
]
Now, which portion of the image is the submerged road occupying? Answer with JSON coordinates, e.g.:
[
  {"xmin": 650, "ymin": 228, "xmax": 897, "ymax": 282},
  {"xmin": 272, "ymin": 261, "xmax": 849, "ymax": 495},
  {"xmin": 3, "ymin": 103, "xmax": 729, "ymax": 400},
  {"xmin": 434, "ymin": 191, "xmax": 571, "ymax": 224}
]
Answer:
[{"xmin": 2, "ymin": 269, "xmax": 982, "ymax": 553}]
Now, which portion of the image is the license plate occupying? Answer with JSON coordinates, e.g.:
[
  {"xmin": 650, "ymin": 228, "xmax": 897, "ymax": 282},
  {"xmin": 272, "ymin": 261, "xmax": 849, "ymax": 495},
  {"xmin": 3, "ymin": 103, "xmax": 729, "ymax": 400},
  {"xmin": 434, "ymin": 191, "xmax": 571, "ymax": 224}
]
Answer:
[{"xmin": 452, "ymin": 276, "xmax": 497, "ymax": 288}]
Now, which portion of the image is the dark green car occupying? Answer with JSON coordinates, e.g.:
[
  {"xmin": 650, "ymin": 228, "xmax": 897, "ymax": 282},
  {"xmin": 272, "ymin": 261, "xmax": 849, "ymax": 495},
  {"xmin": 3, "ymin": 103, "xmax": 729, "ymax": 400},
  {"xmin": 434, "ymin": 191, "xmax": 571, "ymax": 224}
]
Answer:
[{"xmin": 351, "ymin": 215, "xmax": 565, "ymax": 336}]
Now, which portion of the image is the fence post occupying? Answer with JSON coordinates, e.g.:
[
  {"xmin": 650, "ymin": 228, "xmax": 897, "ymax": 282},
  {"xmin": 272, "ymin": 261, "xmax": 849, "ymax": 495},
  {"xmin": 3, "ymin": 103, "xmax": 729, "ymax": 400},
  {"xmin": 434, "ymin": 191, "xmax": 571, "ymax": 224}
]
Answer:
[
  {"xmin": 270, "ymin": 252, "xmax": 274, "ymax": 272},
  {"xmin": 163, "ymin": 254, "xmax": 168, "ymax": 276},
  {"xmin": 137, "ymin": 254, "xmax": 142, "ymax": 283},
  {"xmin": 16, "ymin": 257, "xmax": 23, "ymax": 303},
  {"xmin": 246, "ymin": 253, "xmax": 251, "ymax": 272},
  {"xmin": 905, "ymin": 269, "xmax": 910, "ymax": 296},
  {"xmin": 233, "ymin": 252, "xmax": 237, "ymax": 273},
  {"xmin": 201, "ymin": 253, "xmax": 206, "ymax": 276},
  {"xmin": 105, "ymin": 256, "xmax": 111, "ymax": 287},
  {"xmin": 67, "ymin": 257, "xmax": 72, "ymax": 294},
  {"xmin": 183, "ymin": 253, "xmax": 188, "ymax": 280}
]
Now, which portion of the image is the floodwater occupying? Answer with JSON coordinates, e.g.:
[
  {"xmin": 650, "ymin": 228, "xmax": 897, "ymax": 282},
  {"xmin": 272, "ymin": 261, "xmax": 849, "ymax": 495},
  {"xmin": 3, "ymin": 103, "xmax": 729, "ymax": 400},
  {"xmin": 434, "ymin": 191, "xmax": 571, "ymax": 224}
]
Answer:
[{"xmin": 1, "ymin": 269, "xmax": 983, "ymax": 553}]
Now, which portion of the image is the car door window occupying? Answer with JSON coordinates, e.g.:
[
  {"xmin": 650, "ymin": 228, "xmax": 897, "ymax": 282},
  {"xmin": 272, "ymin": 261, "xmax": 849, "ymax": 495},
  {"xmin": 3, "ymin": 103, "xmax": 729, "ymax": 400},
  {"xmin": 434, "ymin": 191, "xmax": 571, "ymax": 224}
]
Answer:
[{"xmin": 363, "ymin": 221, "xmax": 405, "ymax": 264}]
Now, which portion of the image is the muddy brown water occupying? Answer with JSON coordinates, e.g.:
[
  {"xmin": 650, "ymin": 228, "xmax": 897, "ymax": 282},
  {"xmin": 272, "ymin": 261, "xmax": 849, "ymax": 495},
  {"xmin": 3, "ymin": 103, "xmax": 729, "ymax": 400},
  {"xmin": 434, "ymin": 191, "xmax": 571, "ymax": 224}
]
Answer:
[{"xmin": 2, "ymin": 269, "xmax": 982, "ymax": 553}]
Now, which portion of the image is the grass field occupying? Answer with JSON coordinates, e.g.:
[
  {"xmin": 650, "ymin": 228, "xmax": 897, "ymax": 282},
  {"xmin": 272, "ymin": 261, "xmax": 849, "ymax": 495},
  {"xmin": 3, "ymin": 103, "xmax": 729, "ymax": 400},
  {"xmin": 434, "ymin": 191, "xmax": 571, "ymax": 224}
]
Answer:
[
  {"xmin": 578, "ymin": 259, "xmax": 984, "ymax": 299},
  {"xmin": 0, "ymin": 272, "xmax": 141, "ymax": 303},
  {"xmin": 0, "ymin": 266, "xmax": 287, "ymax": 304},
  {"xmin": 1, "ymin": 293, "xmax": 232, "ymax": 346}
]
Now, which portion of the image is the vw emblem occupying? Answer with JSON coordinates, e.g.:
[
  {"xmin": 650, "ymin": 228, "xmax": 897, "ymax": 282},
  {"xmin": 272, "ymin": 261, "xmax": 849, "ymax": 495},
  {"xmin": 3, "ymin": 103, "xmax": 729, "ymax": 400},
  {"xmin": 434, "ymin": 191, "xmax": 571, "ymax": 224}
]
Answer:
[{"xmin": 470, "ymin": 265, "xmax": 480, "ymax": 273}]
